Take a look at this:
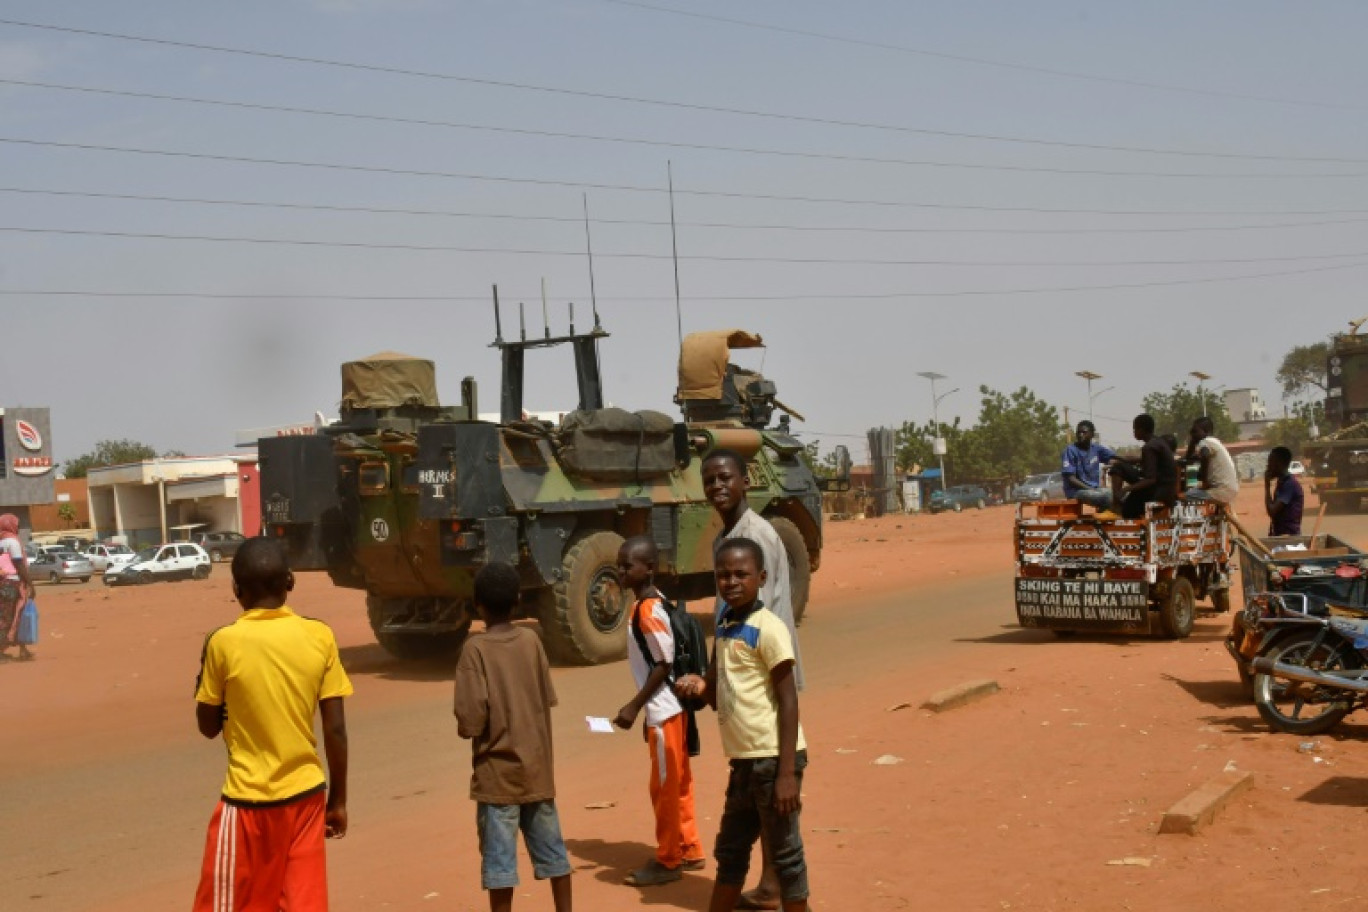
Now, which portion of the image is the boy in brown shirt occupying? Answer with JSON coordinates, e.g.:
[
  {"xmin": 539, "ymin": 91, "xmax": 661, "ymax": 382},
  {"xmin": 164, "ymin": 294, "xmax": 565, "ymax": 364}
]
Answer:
[{"xmin": 454, "ymin": 562, "xmax": 573, "ymax": 912}]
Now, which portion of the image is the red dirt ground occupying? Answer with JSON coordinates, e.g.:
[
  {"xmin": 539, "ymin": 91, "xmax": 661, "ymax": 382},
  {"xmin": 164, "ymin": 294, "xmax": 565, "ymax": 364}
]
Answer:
[{"xmin": 5, "ymin": 480, "xmax": 1367, "ymax": 911}]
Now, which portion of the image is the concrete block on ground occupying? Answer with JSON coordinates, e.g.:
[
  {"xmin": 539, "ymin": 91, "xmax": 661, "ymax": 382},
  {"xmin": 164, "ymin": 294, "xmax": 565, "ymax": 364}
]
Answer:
[
  {"xmin": 1159, "ymin": 769, "xmax": 1253, "ymax": 835},
  {"xmin": 921, "ymin": 679, "xmax": 1000, "ymax": 713}
]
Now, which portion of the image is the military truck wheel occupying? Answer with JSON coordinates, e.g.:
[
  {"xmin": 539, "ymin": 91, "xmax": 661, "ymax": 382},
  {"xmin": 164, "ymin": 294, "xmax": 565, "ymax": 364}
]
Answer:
[
  {"xmin": 768, "ymin": 517, "xmax": 812, "ymax": 625},
  {"xmin": 1160, "ymin": 577, "xmax": 1196, "ymax": 639},
  {"xmin": 539, "ymin": 530, "xmax": 629, "ymax": 666}
]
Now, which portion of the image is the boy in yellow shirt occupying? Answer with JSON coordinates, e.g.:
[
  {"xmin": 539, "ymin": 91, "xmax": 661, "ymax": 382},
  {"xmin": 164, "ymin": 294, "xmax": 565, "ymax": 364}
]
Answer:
[
  {"xmin": 677, "ymin": 537, "xmax": 810, "ymax": 912},
  {"xmin": 193, "ymin": 537, "xmax": 352, "ymax": 912}
]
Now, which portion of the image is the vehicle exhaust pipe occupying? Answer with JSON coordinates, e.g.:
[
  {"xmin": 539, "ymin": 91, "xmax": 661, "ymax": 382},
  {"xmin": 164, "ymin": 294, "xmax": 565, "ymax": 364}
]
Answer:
[{"xmin": 1250, "ymin": 656, "xmax": 1368, "ymax": 694}]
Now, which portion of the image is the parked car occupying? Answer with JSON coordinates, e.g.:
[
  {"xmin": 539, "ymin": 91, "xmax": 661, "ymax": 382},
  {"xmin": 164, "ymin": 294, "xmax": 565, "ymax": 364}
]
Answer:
[
  {"xmin": 104, "ymin": 543, "xmax": 212, "ymax": 586},
  {"xmin": 1011, "ymin": 472, "xmax": 1067, "ymax": 503},
  {"xmin": 1289, "ymin": 460, "xmax": 1307, "ymax": 476},
  {"xmin": 192, "ymin": 531, "xmax": 248, "ymax": 563},
  {"xmin": 103, "ymin": 546, "xmax": 212, "ymax": 587},
  {"xmin": 84, "ymin": 542, "xmax": 138, "ymax": 573},
  {"xmin": 928, "ymin": 484, "xmax": 993, "ymax": 513},
  {"xmin": 58, "ymin": 535, "xmax": 93, "ymax": 551},
  {"xmin": 30, "ymin": 549, "xmax": 93, "ymax": 583}
]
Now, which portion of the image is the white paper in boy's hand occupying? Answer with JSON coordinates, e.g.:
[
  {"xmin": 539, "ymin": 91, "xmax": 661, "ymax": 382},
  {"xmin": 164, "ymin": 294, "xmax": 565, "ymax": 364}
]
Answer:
[{"xmin": 585, "ymin": 716, "xmax": 615, "ymax": 733}]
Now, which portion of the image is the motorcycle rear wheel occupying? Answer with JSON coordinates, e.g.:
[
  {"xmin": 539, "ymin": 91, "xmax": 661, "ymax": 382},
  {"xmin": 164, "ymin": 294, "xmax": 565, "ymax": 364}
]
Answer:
[{"xmin": 1253, "ymin": 633, "xmax": 1359, "ymax": 735}]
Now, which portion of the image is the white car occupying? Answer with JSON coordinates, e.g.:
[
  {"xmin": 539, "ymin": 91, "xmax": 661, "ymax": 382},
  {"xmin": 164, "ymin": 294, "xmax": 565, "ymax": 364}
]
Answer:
[
  {"xmin": 104, "ymin": 543, "xmax": 212, "ymax": 586},
  {"xmin": 85, "ymin": 543, "xmax": 138, "ymax": 573},
  {"xmin": 1289, "ymin": 460, "xmax": 1307, "ymax": 476}
]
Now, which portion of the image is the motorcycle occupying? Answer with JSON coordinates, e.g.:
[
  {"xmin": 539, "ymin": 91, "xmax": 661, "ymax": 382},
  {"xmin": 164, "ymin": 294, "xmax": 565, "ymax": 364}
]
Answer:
[{"xmin": 1250, "ymin": 594, "xmax": 1368, "ymax": 735}]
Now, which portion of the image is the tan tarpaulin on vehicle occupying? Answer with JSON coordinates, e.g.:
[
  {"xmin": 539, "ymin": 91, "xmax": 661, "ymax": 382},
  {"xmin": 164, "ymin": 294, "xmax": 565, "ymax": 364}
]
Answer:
[
  {"xmin": 677, "ymin": 329, "xmax": 764, "ymax": 400},
  {"xmin": 340, "ymin": 351, "xmax": 440, "ymax": 409}
]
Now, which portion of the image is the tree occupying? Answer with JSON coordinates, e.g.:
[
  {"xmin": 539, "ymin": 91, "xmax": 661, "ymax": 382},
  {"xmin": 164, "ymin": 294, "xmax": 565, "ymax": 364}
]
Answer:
[
  {"xmin": 802, "ymin": 441, "xmax": 839, "ymax": 479},
  {"xmin": 895, "ymin": 386, "xmax": 1063, "ymax": 484},
  {"xmin": 64, "ymin": 439, "xmax": 161, "ymax": 478},
  {"xmin": 959, "ymin": 385, "xmax": 1065, "ymax": 482},
  {"xmin": 894, "ymin": 417, "xmax": 967, "ymax": 476},
  {"xmin": 57, "ymin": 503, "xmax": 76, "ymax": 527},
  {"xmin": 1264, "ymin": 417, "xmax": 1313, "ymax": 457},
  {"xmin": 1140, "ymin": 384, "xmax": 1239, "ymax": 444},
  {"xmin": 1277, "ymin": 341, "xmax": 1330, "ymax": 401},
  {"xmin": 1264, "ymin": 400, "xmax": 1326, "ymax": 457}
]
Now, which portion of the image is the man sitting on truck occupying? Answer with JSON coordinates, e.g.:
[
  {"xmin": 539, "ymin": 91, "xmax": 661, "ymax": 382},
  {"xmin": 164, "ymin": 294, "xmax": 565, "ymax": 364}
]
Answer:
[
  {"xmin": 1100, "ymin": 414, "xmax": 1179, "ymax": 521},
  {"xmin": 1183, "ymin": 417, "xmax": 1239, "ymax": 505},
  {"xmin": 1061, "ymin": 420, "xmax": 1116, "ymax": 509}
]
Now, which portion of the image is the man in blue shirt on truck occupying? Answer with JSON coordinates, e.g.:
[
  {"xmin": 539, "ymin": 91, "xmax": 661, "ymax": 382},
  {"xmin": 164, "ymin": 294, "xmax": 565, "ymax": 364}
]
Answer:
[{"xmin": 1061, "ymin": 420, "xmax": 1117, "ymax": 509}]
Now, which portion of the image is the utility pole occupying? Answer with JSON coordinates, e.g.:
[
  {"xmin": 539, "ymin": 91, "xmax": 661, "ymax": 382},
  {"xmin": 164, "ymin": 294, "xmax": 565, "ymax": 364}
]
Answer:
[
  {"xmin": 1190, "ymin": 371, "xmax": 1212, "ymax": 417},
  {"xmin": 917, "ymin": 371, "xmax": 958, "ymax": 492}
]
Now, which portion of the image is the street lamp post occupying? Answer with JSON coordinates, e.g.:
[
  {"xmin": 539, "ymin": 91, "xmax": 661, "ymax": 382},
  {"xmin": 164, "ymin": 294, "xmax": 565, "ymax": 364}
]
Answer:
[
  {"xmin": 917, "ymin": 371, "xmax": 958, "ymax": 492},
  {"xmin": 1074, "ymin": 370, "xmax": 1115, "ymax": 427},
  {"xmin": 1190, "ymin": 371, "xmax": 1212, "ymax": 417}
]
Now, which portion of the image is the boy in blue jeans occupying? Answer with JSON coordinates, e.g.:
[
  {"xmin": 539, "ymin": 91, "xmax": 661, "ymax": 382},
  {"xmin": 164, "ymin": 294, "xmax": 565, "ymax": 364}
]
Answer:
[
  {"xmin": 454, "ymin": 562, "xmax": 573, "ymax": 912},
  {"xmin": 676, "ymin": 537, "xmax": 810, "ymax": 912}
]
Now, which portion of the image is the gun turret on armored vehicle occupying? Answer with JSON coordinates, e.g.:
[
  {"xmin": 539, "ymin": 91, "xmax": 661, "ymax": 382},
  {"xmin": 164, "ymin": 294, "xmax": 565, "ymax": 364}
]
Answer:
[{"xmin": 259, "ymin": 300, "xmax": 846, "ymax": 665}]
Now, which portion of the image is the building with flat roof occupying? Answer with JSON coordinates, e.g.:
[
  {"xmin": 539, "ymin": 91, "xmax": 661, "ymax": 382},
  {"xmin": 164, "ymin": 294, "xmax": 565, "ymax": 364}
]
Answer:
[
  {"xmin": 87, "ymin": 455, "xmax": 260, "ymax": 549},
  {"xmin": 1224, "ymin": 388, "xmax": 1275, "ymax": 441}
]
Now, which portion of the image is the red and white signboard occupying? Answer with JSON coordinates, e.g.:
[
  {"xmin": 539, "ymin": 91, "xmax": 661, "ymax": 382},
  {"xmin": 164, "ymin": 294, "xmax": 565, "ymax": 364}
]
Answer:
[
  {"xmin": 15, "ymin": 419, "xmax": 42, "ymax": 452},
  {"xmin": 12, "ymin": 456, "xmax": 53, "ymax": 476}
]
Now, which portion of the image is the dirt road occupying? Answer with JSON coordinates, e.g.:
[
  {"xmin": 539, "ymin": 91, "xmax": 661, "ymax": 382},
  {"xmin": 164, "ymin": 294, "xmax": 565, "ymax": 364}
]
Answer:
[{"xmin": 5, "ymin": 485, "xmax": 1368, "ymax": 911}]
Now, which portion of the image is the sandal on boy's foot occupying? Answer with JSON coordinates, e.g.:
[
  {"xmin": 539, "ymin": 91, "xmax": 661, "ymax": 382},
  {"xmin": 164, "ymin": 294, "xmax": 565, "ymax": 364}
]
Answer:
[
  {"xmin": 624, "ymin": 860, "xmax": 682, "ymax": 886},
  {"xmin": 680, "ymin": 857, "xmax": 706, "ymax": 872},
  {"xmin": 735, "ymin": 890, "xmax": 781, "ymax": 910}
]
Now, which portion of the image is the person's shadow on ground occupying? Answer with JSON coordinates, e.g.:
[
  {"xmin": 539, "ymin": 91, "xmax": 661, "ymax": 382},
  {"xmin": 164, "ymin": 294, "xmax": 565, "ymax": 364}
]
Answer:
[{"xmin": 566, "ymin": 837, "xmax": 712, "ymax": 908}]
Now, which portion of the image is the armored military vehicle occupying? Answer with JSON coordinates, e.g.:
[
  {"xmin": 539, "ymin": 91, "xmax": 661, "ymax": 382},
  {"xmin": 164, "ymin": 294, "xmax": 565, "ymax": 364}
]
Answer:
[{"xmin": 259, "ymin": 303, "xmax": 845, "ymax": 665}]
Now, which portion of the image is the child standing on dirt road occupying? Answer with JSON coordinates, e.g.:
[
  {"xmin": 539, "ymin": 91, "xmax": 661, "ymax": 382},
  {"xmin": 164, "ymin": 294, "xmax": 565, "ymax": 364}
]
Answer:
[
  {"xmin": 703, "ymin": 448, "xmax": 804, "ymax": 909},
  {"xmin": 454, "ymin": 562, "xmax": 573, "ymax": 912},
  {"xmin": 677, "ymin": 537, "xmax": 811, "ymax": 912},
  {"xmin": 612, "ymin": 535, "xmax": 706, "ymax": 887},
  {"xmin": 192, "ymin": 537, "xmax": 352, "ymax": 912}
]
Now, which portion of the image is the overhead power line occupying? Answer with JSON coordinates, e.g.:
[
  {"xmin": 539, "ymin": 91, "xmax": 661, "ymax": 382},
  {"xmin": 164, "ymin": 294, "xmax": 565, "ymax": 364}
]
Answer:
[
  {"xmin": 11, "ymin": 224, "xmax": 1368, "ymax": 268},
  {"xmin": 601, "ymin": 0, "xmax": 1358, "ymax": 112},
  {"xmin": 3, "ymin": 259, "xmax": 1367, "ymax": 302},
  {"xmin": 0, "ymin": 17, "xmax": 1360, "ymax": 161},
  {"xmin": 9, "ymin": 136, "xmax": 1368, "ymax": 218},
  {"xmin": 11, "ymin": 186, "xmax": 1368, "ymax": 235},
  {"xmin": 2, "ymin": 78, "xmax": 1360, "ymax": 179}
]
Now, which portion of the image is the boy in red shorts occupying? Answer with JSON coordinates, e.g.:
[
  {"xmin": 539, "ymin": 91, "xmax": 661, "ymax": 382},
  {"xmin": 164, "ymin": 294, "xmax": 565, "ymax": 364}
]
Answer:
[{"xmin": 193, "ymin": 537, "xmax": 352, "ymax": 912}]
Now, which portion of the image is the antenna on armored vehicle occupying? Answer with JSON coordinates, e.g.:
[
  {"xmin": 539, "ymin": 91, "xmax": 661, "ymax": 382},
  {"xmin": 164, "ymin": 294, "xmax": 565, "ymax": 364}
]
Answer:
[
  {"xmin": 519, "ymin": 301, "xmax": 527, "ymax": 341},
  {"xmin": 1350, "ymin": 316, "xmax": 1368, "ymax": 336},
  {"xmin": 668, "ymin": 161, "xmax": 683, "ymax": 350},
  {"xmin": 541, "ymin": 278, "xmax": 550, "ymax": 339},
  {"xmin": 582, "ymin": 194, "xmax": 602, "ymax": 332},
  {"xmin": 492, "ymin": 284, "xmax": 505, "ymax": 345}
]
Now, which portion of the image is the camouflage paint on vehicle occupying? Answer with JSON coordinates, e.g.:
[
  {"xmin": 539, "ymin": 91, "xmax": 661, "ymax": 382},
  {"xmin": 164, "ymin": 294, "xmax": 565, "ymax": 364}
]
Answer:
[{"xmin": 259, "ymin": 311, "xmax": 840, "ymax": 665}]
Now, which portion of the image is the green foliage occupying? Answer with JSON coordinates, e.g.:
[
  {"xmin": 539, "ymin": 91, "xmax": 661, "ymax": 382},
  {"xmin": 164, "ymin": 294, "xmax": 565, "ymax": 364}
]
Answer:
[
  {"xmin": 57, "ymin": 503, "xmax": 76, "ymax": 525},
  {"xmin": 63, "ymin": 439, "xmax": 161, "ymax": 478},
  {"xmin": 802, "ymin": 441, "xmax": 835, "ymax": 479},
  {"xmin": 1264, "ymin": 401, "xmax": 1326, "ymax": 457},
  {"xmin": 1277, "ymin": 341, "xmax": 1330, "ymax": 400},
  {"xmin": 895, "ymin": 386, "xmax": 1064, "ymax": 483},
  {"xmin": 1139, "ymin": 384, "xmax": 1239, "ymax": 443}
]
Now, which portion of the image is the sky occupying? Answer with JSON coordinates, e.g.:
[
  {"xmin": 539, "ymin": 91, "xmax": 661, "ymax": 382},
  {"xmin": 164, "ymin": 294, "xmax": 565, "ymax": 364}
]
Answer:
[{"xmin": 2, "ymin": 0, "xmax": 1368, "ymax": 466}]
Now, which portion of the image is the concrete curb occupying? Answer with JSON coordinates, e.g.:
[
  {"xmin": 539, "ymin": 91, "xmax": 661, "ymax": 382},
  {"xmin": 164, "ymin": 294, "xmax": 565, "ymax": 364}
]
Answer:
[
  {"xmin": 921, "ymin": 679, "xmax": 1000, "ymax": 713},
  {"xmin": 1158, "ymin": 769, "xmax": 1254, "ymax": 835}
]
